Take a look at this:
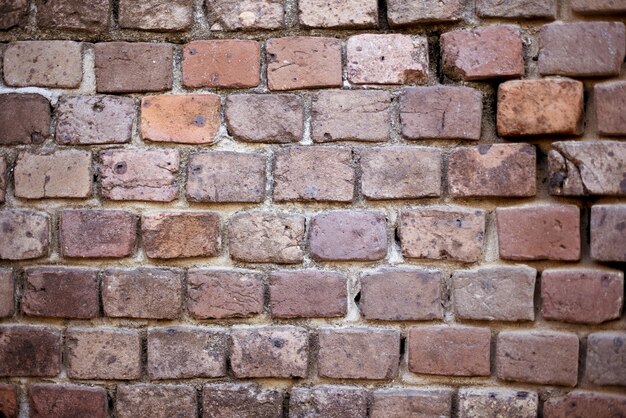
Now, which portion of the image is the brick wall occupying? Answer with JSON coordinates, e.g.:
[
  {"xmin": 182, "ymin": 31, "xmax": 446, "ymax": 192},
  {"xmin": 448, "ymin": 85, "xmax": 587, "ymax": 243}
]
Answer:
[{"xmin": 0, "ymin": 0, "xmax": 625, "ymax": 417}]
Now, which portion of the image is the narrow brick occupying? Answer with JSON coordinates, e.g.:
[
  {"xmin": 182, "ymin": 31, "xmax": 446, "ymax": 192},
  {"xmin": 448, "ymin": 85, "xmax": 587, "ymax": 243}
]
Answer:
[
  {"xmin": 36, "ymin": 0, "xmax": 110, "ymax": 31},
  {"xmin": 116, "ymin": 385, "xmax": 197, "ymax": 418},
  {"xmin": 0, "ymin": 269, "xmax": 13, "ymax": 318},
  {"xmin": 387, "ymin": 0, "xmax": 464, "ymax": 25},
  {"xmin": 299, "ymin": 0, "xmax": 377, "ymax": 28},
  {"xmin": 0, "ymin": 325, "xmax": 61, "ymax": 377},
  {"xmin": 572, "ymin": 0, "xmax": 626, "ymax": 14},
  {"xmin": 477, "ymin": 0, "xmax": 556, "ymax": 18},
  {"xmin": 0, "ymin": 210, "xmax": 49, "ymax": 261},
  {"xmin": 585, "ymin": 332, "xmax": 626, "ymax": 386},
  {"xmin": 0, "ymin": 0, "xmax": 28, "ymax": 29},
  {"xmin": 0, "ymin": 384, "xmax": 16, "ymax": 418},
  {"xmin": 371, "ymin": 389, "xmax": 452, "ymax": 418},
  {"xmin": 591, "ymin": 204, "xmax": 626, "ymax": 262},
  {"xmin": 119, "ymin": 0, "xmax": 192, "ymax": 31},
  {"xmin": 544, "ymin": 391, "xmax": 626, "ymax": 418},
  {"xmin": 289, "ymin": 386, "xmax": 368, "ymax": 418},
  {"xmin": 458, "ymin": 388, "xmax": 539, "ymax": 418},
  {"xmin": 0, "ymin": 155, "xmax": 5, "ymax": 203},
  {"xmin": 0, "ymin": 93, "xmax": 50, "ymax": 145},
  {"xmin": 203, "ymin": 384, "xmax": 284, "ymax": 418},
  {"xmin": 207, "ymin": 0, "xmax": 284, "ymax": 30},
  {"xmin": 596, "ymin": 81, "xmax": 626, "ymax": 136},
  {"xmin": 29, "ymin": 384, "xmax": 107, "ymax": 418}
]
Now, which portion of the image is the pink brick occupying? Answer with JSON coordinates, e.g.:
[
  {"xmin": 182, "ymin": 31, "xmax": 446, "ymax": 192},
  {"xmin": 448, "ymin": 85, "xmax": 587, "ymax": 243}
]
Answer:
[
  {"xmin": 0, "ymin": 210, "xmax": 49, "ymax": 261},
  {"xmin": 0, "ymin": 155, "xmax": 6, "ymax": 203},
  {"xmin": 477, "ymin": 0, "xmax": 556, "ymax": 18},
  {"xmin": 591, "ymin": 204, "xmax": 626, "ymax": 262},
  {"xmin": 290, "ymin": 386, "xmax": 368, "ymax": 418},
  {"xmin": 0, "ymin": 384, "xmax": 16, "ymax": 418},
  {"xmin": 458, "ymin": 388, "xmax": 539, "ymax": 418},
  {"xmin": 116, "ymin": 385, "xmax": 197, "ymax": 418},
  {"xmin": 207, "ymin": 0, "xmax": 284, "ymax": 30},
  {"xmin": 596, "ymin": 81, "xmax": 626, "ymax": 136},
  {"xmin": 371, "ymin": 389, "xmax": 452, "ymax": 418},
  {"xmin": 0, "ymin": 269, "xmax": 13, "ymax": 318},
  {"xmin": 29, "ymin": 384, "xmax": 107, "ymax": 418},
  {"xmin": 118, "ymin": 0, "xmax": 193, "ymax": 31},
  {"xmin": 299, "ymin": 0, "xmax": 378, "ymax": 28},
  {"xmin": 0, "ymin": 93, "xmax": 50, "ymax": 145},
  {"xmin": 387, "ymin": 0, "xmax": 464, "ymax": 25},
  {"xmin": 203, "ymin": 384, "xmax": 284, "ymax": 418},
  {"xmin": 0, "ymin": 325, "xmax": 61, "ymax": 377},
  {"xmin": 572, "ymin": 0, "xmax": 626, "ymax": 13},
  {"xmin": 585, "ymin": 332, "xmax": 626, "ymax": 386},
  {"xmin": 36, "ymin": 0, "xmax": 110, "ymax": 31},
  {"xmin": 544, "ymin": 391, "xmax": 626, "ymax": 418}
]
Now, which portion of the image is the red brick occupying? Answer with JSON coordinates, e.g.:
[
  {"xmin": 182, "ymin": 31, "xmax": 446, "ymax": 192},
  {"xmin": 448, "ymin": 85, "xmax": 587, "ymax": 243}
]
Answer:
[
  {"xmin": 36, "ymin": 0, "xmax": 110, "ymax": 31},
  {"xmin": 496, "ymin": 205, "xmax": 580, "ymax": 261},
  {"xmin": 585, "ymin": 332, "xmax": 626, "ymax": 386},
  {"xmin": 183, "ymin": 40, "xmax": 260, "ymax": 88},
  {"xmin": 0, "ymin": 155, "xmax": 5, "ymax": 203},
  {"xmin": 496, "ymin": 331, "xmax": 579, "ymax": 386},
  {"xmin": 29, "ymin": 384, "xmax": 107, "ymax": 418},
  {"xmin": 591, "ymin": 204, "xmax": 626, "ymax": 262},
  {"xmin": 458, "ymin": 388, "xmax": 538, "ymax": 418},
  {"xmin": 0, "ymin": 0, "xmax": 28, "ymax": 29},
  {"xmin": 203, "ymin": 384, "xmax": 284, "ymax": 418},
  {"xmin": 572, "ymin": 0, "xmax": 626, "ymax": 13},
  {"xmin": 0, "ymin": 325, "xmax": 61, "ymax": 377},
  {"xmin": 118, "ymin": 0, "xmax": 192, "ymax": 31},
  {"xmin": 289, "ymin": 386, "xmax": 368, "ymax": 418},
  {"xmin": 387, "ymin": 0, "xmax": 464, "ymax": 25},
  {"xmin": 299, "ymin": 0, "xmax": 377, "ymax": 28},
  {"xmin": 207, "ymin": 0, "xmax": 284, "ymax": 30},
  {"xmin": 0, "ymin": 269, "xmax": 13, "ymax": 318},
  {"xmin": 0, "ymin": 384, "xmax": 16, "ymax": 418},
  {"xmin": 477, "ymin": 0, "xmax": 556, "ymax": 18},
  {"xmin": 0, "ymin": 210, "xmax": 49, "ymax": 261},
  {"xmin": 0, "ymin": 93, "xmax": 50, "ymax": 145},
  {"xmin": 267, "ymin": 37, "xmax": 342, "ymax": 90},
  {"xmin": 116, "ymin": 385, "xmax": 197, "ymax": 418},
  {"xmin": 544, "ymin": 391, "xmax": 626, "ymax": 418},
  {"xmin": 269, "ymin": 270, "xmax": 346, "ymax": 318},
  {"xmin": 102, "ymin": 268, "xmax": 183, "ymax": 319},
  {"xmin": 59, "ymin": 210, "xmax": 136, "ymax": 258},
  {"xmin": 371, "ymin": 389, "xmax": 452, "ymax": 418},
  {"xmin": 596, "ymin": 81, "xmax": 626, "ymax": 136},
  {"xmin": 408, "ymin": 326, "xmax": 491, "ymax": 377}
]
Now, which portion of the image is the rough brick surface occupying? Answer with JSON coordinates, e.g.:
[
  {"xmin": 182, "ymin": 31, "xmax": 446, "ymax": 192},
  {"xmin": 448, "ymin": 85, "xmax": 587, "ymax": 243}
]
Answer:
[
  {"xmin": 596, "ymin": 81, "xmax": 626, "ymax": 136},
  {"xmin": 0, "ymin": 156, "xmax": 5, "ymax": 203},
  {"xmin": 0, "ymin": 210, "xmax": 49, "ymax": 260},
  {"xmin": 572, "ymin": 0, "xmax": 626, "ymax": 13},
  {"xmin": 299, "ymin": 0, "xmax": 377, "ymax": 28},
  {"xmin": 387, "ymin": 0, "xmax": 464, "ymax": 25},
  {"xmin": 0, "ymin": 270, "xmax": 13, "ymax": 318},
  {"xmin": 203, "ymin": 384, "xmax": 284, "ymax": 418},
  {"xmin": 36, "ymin": 0, "xmax": 110, "ymax": 31},
  {"xmin": 0, "ymin": 93, "xmax": 50, "ymax": 145},
  {"xmin": 0, "ymin": 0, "xmax": 28, "ymax": 29},
  {"xmin": 116, "ymin": 385, "xmax": 197, "ymax": 418},
  {"xmin": 544, "ymin": 391, "xmax": 626, "ymax": 418},
  {"xmin": 0, "ymin": 326, "xmax": 61, "ymax": 377},
  {"xmin": 585, "ymin": 332, "xmax": 626, "ymax": 386},
  {"xmin": 458, "ymin": 388, "xmax": 539, "ymax": 418},
  {"xmin": 591, "ymin": 204, "xmax": 626, "ymax": 262},
  {"xmin": 118, "ymin": 0, "xmax": 192, "ymax": 31},
  {"xmin": 0, "ymin": 384, "xmax": 16, "ymax": 418},
  {"xmin": 29, "ymin": 384, "xmax": 107, "ymax": 418},
  {"xmin": 289, "ymin": 386, "xmax": 368, "ymax": 418},
  {"xmin": 207, "ymin": 0, "xmax": 284, "ymax": 30},
  {"xmin": 477, "ymin": 0, "xmax": 556, "ymax": 18},
  {"xmin": 371, "ymin": 389, "xmax": 452, "ymax": 418}
]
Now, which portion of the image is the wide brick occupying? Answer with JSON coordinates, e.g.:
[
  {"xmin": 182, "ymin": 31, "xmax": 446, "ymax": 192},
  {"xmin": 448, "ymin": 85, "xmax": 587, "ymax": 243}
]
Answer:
[
  {"xmin": 267, "ymin": 37, "xmax": 342, "ymax": 90},
  {"xmin": 0, "ymin": 384, "xmax": 16, "ymax": 418},
  {"xmin": 95, "ymin": 42, "xmax": 173, "ymax": 93},
  {"xmin": 99, "ymin": 149, "xmax": 179, "ymax": 202},
  {"xmin": 498, "ymin": 78, "xmax": 583, "ymax": 136},
  {"xmin": 187, "ymin": 269, "xmax": 264, "ymax": 319},
  {"xmin": 399, "ymin": 207, "xmax": 485, "ymax": 262},
  {"xmin": 0, "ymin": 269, "xmax": 13, "ymax": 318},
  {"xmin": 476, "ymin": 0, "xmax": 556, "ymax": 18},
  {"xmin": 228, "ymin": 211, "xmax": 305, "ymax": 263},
  {"xmin": 148, "ymin": 327, "xmax": 226, "ymax": 379},
  {"xmin": 299, "ymin": 0, "xmax": 377, "ymax": 28},
  {"xmin": 207, "ymin": 0, "xmax": 284, "ymax": 30},
  {"xmin": 408, "ymin": 326, "xmax": 491, "ymax": 377},
  {"xmin": 0, "ymin": 93, "xmax": 50, "ymax": 145},
  {"xmin": 183, "ymin": 40, "xmax": 260, "ymax": 88},
  {"xmin": 387, "ymin": 0, "xmax": 464, "ymax": 25},
  {"xmin": 0, "ymin": 0, "xmax": 28, "ymax": 29},
  {"xmin": 0, "ymin": 210, "xmax": 49, "ymax": 260},
  {"xmin": 544, "ymin": 391, "xmax": 626, "ymax": 418},
  {"xmin": 116, "ymin": 385, "xmax": 197, "ymax": 418},
  {"xmin": 0, "ymin": 325, "xmax": 61, "ymax": 377},
  {"xmin": 186, "ymin": 151, "xmax": 266, "ymax": 203},
  {"xmin": 102, "ymin": 268, "xmax": 183, "ymax": 319},
  {"xmin": 452, "ymin": 266, "xmax": 536, "ymax": 321},
  {"xmin": 496, "ymin": 205, "xmax": 580, "ymax": 261},
  {"xmin": 230, "ymin": 326, "xmax": 308, "ymax": 378},
  {"xmin": 119, "ymin": 0, "xmax": 192, "ymax": 31},
  {"xmin": 60, "ymin": 210, "xmax": 136, "ymax": 258},
  {"xmin": 371, "ymin": 389, "xmax": 452, "ymax": 418},
  {"xmin": 458, "ymin": 388, "xmax": 538, "ymax": 418},
  {"xmin": 29, "ymin": 384, "xmax": 107, "ymax": 418},
  {"xmin": 203, "ymin": 384, "xmax": 284, "ymax": 418},
  {"xmin": 142, "ymin": 212, "xmax": 220, "ymax": 259},
  {"xmin": 596, "ymin": 81, "xmax": 626, "ymax": 136},
  {"xmin": 572, "ymin": 0, "xmax": 626, "ymax": 13},
  {"xmin": 496, "ymin": 331, "xmax": 579, "ymax": 386},
  {"xmin": 66, "ymin": 328, "xmax": 141, "ymax": 380},
  {"xmin": 585, "ymin": 332, "xmax": 626, "ymax": 386},
  {"xmin": 36, "ymin": 0, "xmax": 110, "ymax": 31},
  {"xmin": 269, "ymin": 270, "xmax": 346, "ymax": 318},
  {"xmin": 0, "ymin": 155, "xmax": 5, "ymax": 203},
  {"xmin": 539, "ymin": 22, "xmax": 625, "ymax": 77},
  {"xmin": 22, "ymin": 266, "xmax": 99, "ymax": 319},
  {"xmin": 591, "ymin": 204, "xmax": 626, "ymax": 262},
  {"xmin": 289, "ymin": 386, "xmax": 368, "ymax": 418}
]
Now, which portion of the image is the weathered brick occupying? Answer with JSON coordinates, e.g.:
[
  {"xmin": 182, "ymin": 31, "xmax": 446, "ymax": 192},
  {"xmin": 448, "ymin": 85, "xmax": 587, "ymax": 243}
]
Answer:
[
  {"xmin": 289, "ymin": 386, "xmax": 368, "ymax": 418},
  {"xmin": 496, "ymin": 331, "xmax": 579, "ymax": 386},
  {"xmin": 119, "ymin": 0, "xmax": 192, "ymax": 31},
  {"xmin": 267, "ymin": 37, "xmax": 342, "ymax": 90},
  {"xmin": 458, "ymin": 388, "xmax": 538, "ymax": 418},
  {"xmin": 452, "ymin": 266, "xmax": 536, "ymax": 321},
  {"xmin": 591, "ymin": 204, "xmax": 626, "ymax": 262},
  {"xmin": 387, "ymin": 0, "xmax": 464, "ymax": 25},
  {"xmin": 371, "ymin": 389, "xmax": 452, "ymax": 418},
  {"xmin": 95, "ymin": 42, "xmax": 173, "ymax": 93},
  {"xmin": 408, "ymin": 326, "xmax": 491, "ymax": 377},
  {"xmin": 572, "ymin": 0, "xmax": 626, "ymax": 14},
  {"xmin": 399, "ymin": 207, "xmax": 485, "ymax": 262},
  {"xmin": 0, "ymin": 210, "xmax": 49, "ymax": 260},
  {"xmin": 66, "ymin": 328, "xmax": 141, "ymax": 380},
  {"xmin": 230, "ymin": 326, "xmax": 308, "ymax": 378},
  {"xmin": 0, "ymin": 269, "xmax": 13, "ymax": 318},
  {"xmin": 496, "ymin": 205, "xmax": 580, "ymax": 261},
  {"xmin": 477, "ymin": 0, "xmax": 556, "ymax": 18},
  {"xmin": 36, "ymin": 0, "xmax": 109, "ymax": 31},
  {"xmin": 102, "ymin": 268, "xmax": 182, "ymax": 319},
  {"xmin": 99, "ymin": 149, "xmax": 179, "ymax": 202},
  {"xmin": 148, "ymin": 327, "xmax": 226, "ymax": 379},
  {"xmin": 207, "ymin": 0, "xmax": 284, "ymax": 30},
  {"xmin": 186, "ymin": 152, "xmax": 266, "ymax": 203},
  {"xmin": 596, "ymin": 81, "xmax": 626, "ymax": 136},
  {"xmin": 539, "ymin": 22, "xmax": 626, "ymax": 77},
  {"xmin": 544, "ymin": 391, "xmax": 626, "ymax": 418},
  {"xmin": 309, "ymin": 211, "xmax": 387, "ymax": 261},
  {"xmin": 0, "ymin": 93, "xmax": 50, "ymax": 145},
  {"xmin": 299, "ymin": 0, "xmax": 377, "ymax": 28},
  {"xmin": 0, "ymin": 325, "xmax": 61, "ymax": 377},
  {"xmin": 0, "ymin": 384, "xmax": 16, "ymax": 418},
  {"xmin": 182, "ymin": 40, "xmax": 260, "ymax": 88},
  {"xmin": 0, "ymin": 155, "xmax": 5, "ymax": 203},
  {"xmin": 585, "ymin": 332, "xmax": 626, "ymax": 386},
  {"xmin": 0, "ymin": 0, "xmax": 28, "ymax": 29},
  {"xmin": 203, "ymin": 384, "xmax": 284, "ymax": 418},
  {"xmin": 116, "ymin": 385, "xmax": 197, "ymax": 418},
  {"xmin": 400, "ymin": 86, "xmax": 482, "ymax": 140},
  {"xmin": 29, "ymin": 384, "xmax": 107, "ymax": 418},
  {"xmin": 187, "ymin": 269, "xmax": 264, "ymax": 319}
]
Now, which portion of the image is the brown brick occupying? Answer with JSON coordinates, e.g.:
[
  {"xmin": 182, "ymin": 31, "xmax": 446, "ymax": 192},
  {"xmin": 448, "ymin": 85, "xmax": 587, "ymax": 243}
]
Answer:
[
  {"xmin": 22, "ymin": 266, "xmax": 99, "ymax": 319},
  {"xmin": 0, "ymin": 93, "xmax": 50, "ymax": 145},
  {"xmin": 119, "ymin": 0, "xmax": 192, "ymax": 31},
  {"xmin": 99, "ymin": 149, "xmax": 179, "ymax": 202},
  {"xmin": 539, "ymin": 22, "xmax": 625, "ymax": 77},
  {"xmin": 290, "ymin": 386, "xmax": 368, "ymax": 418},
  {"xmin": 116, "ymin": 385, "xmax": 197, "ymax": 418},
  {"xmin": 408, "ymin": 326, "xmax": 491, "ymax": 377},
  {"xmin": 544, "ymin": 391, "xmax": 626, "ymax": 418},
  {"xmin": 267, "ymin": 37, "xmax": 342, "ymax": 90},
  {"xmin": 186, "ymin": 152, "xmax": 266, "ymax": 203},
  {"xmin": 0, "ymin": 269, "xmax": 13, "ymax": 318},
  {"xmin": 29, "ymin": 384, "xmax": 107, "ymax": 418},
  {"xmin": 496, "ymin": 331, "xmax": 579, "ymax": 386},
  {"xmin": 102, "ymin": 268, "xmax": 182, "ymax": 319},
  {"xmin": 66, "ymin": 328, "xmax": 141, "ymax": 380},
  {"xmin": 0, "ymin": 325, "xmax": 61, "ymax": 377},
  {"xmin": 585, "ymin": 332, "xmax": 626, "ymax": 386},
  {"xmin": 0, "ymin": 0, "xmax": 28, "ymax": 29},
  {"xmin": 572, "ymin": 0, "xmax": 626, "ymax": 13},
  {"xmin": 596, "ymin": 81, "xmax": 626, "ymax": 136},
  {"xmin": 203, "ymin": 384, "xmax": 284, "ymax": 418},
  {"xmin": 269, "ymin": 270, "xmax": 346, "ymax": 318},
  {"xmin": 187, "ymin": 269, "xmax": 264, "ymax": 319},
  {"xmin": 0, "ymin": 155, "xmax": 5, "ymax": 203},
  {"xmin": 387, "ymin": 0, "xmax": 464, "ymax": 25},
  {"xmin": 183, "ymin": 40, "xmax": 260, "ymax": 88},
  {"xmin": 477, "ymin": 0, "xmax": 556, "ymax": 18},
  {"xmin": 36, "ymin": 0, "xmax": 110, "ymax": 31},
  {"xmin": 95, "ymin": 42, "xmax": 173, "ymax": 93},
  {"xmin": 0, "ymin": 384, "xmax": 16, "ymax": 418},
  {"xmin": 0, "ymin": 210, "xmax": 49, "ymax": 261},
  {"xmin": 207, "ymin": 0, "xmax": 284, "ymax": 30},
  {"xmin": 299, "ymin": 0, "xmax": 377, "ymax": 28},
  {"xmin": 591, "ymin": 204, "xmax": 626, "ymax": 262},
  {"xmin": 230, "ymin": 326, "xmax": 308, "ymax": 378},
  {"xmin": 496, "ymin": 205, "xmax": 580, "ymax": 261},
  {"xmin": 458, "ymin": 388, "xmax": 539, "ymax": 418},
  {"xmin": 60, "ymin": 210, "xmax": 136, "ymax": 258},
  {"xmin": 371, "ymin": 389, "xmax": 452, "ymax": 418}
]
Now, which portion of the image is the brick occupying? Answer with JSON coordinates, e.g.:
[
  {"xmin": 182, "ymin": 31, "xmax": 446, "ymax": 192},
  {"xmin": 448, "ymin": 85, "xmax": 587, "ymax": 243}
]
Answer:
[
  {"xmin": 66, "ymin": 328, "xmax": 141, "ymax": 380},
  {"xmin": 186, "ymin": 152, "xmax": 266, "ymax": 203},
  {"xmin": 99, "ymin": 149, "xmax": 179, "ymax": 202},
  {"xmin": 585, "ymin": 332, "xmax": 626, "ymax": 386},
  {"xmin": 496, "ymin": 205, "xmax": 580, "ymax": 261},
  {"xmin": 347, "ymin": 34, "xmax": 428, "ymax": 85},
  {"xmin": 119, "ymin": 0, "xmax": 192, "ymax": 31},
  {"xmin": 187, "ymin": 269, "xmax": 264, "ymax": 319},
  {"xmin": 399, "ymin": 207, "xmax": 485, "ymax": 262},
  {"xmin": 591, "ymin": 204, "xmax": 626, "ymax": 262},
  {"xmin": 269, "ymin": 270, "xmax": 347, "ymax": 318},
  {"xmin": 60, "ymin": 210, "xmax": 136, "ymax": 258},
  {"xmin": 0, "ymin": 269, "xmax": 13, "ymax": 318},
  {"xmin": 273, "ymin": 147, "xmax": 355, "ymax": 202},
  {"xmin": 544, "ymin": 391, "xmax": 626, "ymax": 418},
  {"xmin": 0, "ymin": 93, "xmax": 50, "ymax": 145},
  {"xmin": 116, "ymin": 385, "xmax": 197, "ymax": 418},
  {"xmin": 230, "ymin": 326, "xmax": 308, "ymax": 378},
  {"xmin": 596, "ymin": 81, "xmax": 626, "ymax": 136},
  {"xmin": 452, "ymin": 266, "xmax": 536, "ymax": 321},
  {"xmin": 14, "ymin": 150, "xmax": 92, "ymax": 199},
  {"xmin": 142, "ymin": 212, "xmax": 220, "ymax": 259},
  {"xmin": 182, "ymin": 40, "xmax": 260, "ymax": 88},
  {"xmin": 225, "ymin": 94, "xmax": 304, "ymax": 143},
  {"xmin": 387, "ymin": 0, "xmax": 464, "ymax": 25},
  {"xmin": 458, "ymin": 388, "xmax": 538, "ymax": 418},
  {"xmin": 95, "ymin": 42, "xmax": 173, "ymax": 93},
  {"xmin": 56, "ymin": 95, "xmax": 135, "ymax": 145},
  {"xmin": 542, "ymin": 268, "xmax": 624, "ymax": 324},
  {"xmin": 309, "ymin": 211, "xmax": 387, "ymax": 261},
  {"xmin": 267, "ymin": 37, "xmax": 342, "ymax": 90},
  {"xmin": 0, "ymin": 155, "xmax": 5, "ymax": 203},
  {"xmin": 29, "ymin": 384, "xmax": 107, "ymax": 418},
  {"xmin": 203, "ymin": 384, "xmax": 284, "ymax": 418},
  {"xmin": 289, "ymin": 386, "xmax": 368, "ymax": 418},
  {"xmin": 0, "ymin": 384, "xmax": 16, "ymax": 418},
  {"xmin": 102, "ymin": 268, "xmax": 182, "ymax": 319},
  {"xmin": 36, "ymin": 0, "xmax": 110, "ymax": 31},
  {"xmin": 148, "ymin": 327, "xmax": 226, "ymax": 379},
  {"xmin": 0, "ymin": 325, "xmax": 61, "ymax": 377},
  {"xmin": 0, "ymin": 210, "xmax": 49, "ymax": 260},
  {"xmin": 477, "ymin": 0, "xmax": 556, "ymax": 18},
  {"xmin": 207, "ymin": 0, "xmax": 284, "ymax": 30},
  {"xmin": 539, "ymin": 22, "xmax": 625, "ymax": 77},
  {"xmin": 299, "ymin": 0, "xmax": 377, "ymax": 28},
  {"xmin": 22, "ymin": 266, "xmax": 99, "ymax": 319},
  {"xmin": 400, "ymin": 86, "xmax": 482, "ymax": 140},
  {"xmin": 311, "ymin": 90, "xmax": 391, "ymax": 143},
  {"xmin": 408, "ymin": 326, "xmax": 491, "ymax": 377},
  {"xmin": 572, "ymin": 0, "xmax": 626, "ymax": 13},
  {"xmin": 0, "ymin": 0, "xmax": 28, "ymax": 29},
  {"xmin": 228, "ymin": 211, "xmax": 305, "ymax": 263},
  {"xmin": 448, "ymin": 144, "xmax": 536, "ymax": 197},
  {"xmin": 371, "ymin": 389, "xmax": 452, "ymax": 418},
  {"xmin": 496, "ymin": 331, "xmax": 579, "ymax": 386}
]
